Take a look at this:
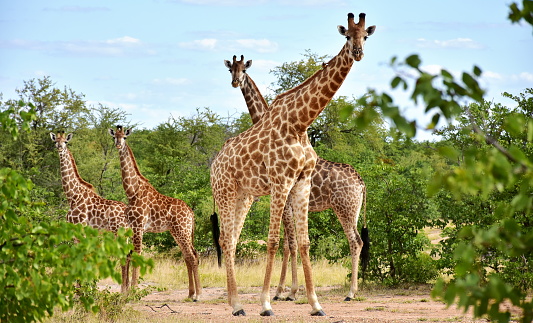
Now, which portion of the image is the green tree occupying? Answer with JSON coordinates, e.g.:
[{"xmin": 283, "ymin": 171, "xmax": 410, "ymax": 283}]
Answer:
[
  {"xmin": 348, "ymin": 2, "xmax": 533, "ymax": 318},
  {"xmin": 0, "ymin": 101, "xmax": 153, "ymax": 322}
]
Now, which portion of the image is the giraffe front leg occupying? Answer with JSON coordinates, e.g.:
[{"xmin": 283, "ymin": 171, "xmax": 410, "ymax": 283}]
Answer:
[
  {"xmin": 131, "ymin": 229, "xmax": 143, "ymax": 288},
  {"xmin": 219, "ymin": 191, "xmax": 251, "ymax": 316},
  {"xmin": 259, "ymin": 190, "xmax": 287, "ymax": 316},
  {"xmin": 291, "ymin": 181, "xmax": 325, "ymax": 316},
  {"xmin": 273, "ymin": 230, "xmax": 290, "ymax": 301}
]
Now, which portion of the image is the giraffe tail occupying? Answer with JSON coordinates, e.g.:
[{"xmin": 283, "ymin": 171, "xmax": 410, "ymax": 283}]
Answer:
[
  {"xmin": 210, "ymin": 212, "xmax": 222, "ymax": 267},
  {"xmin": 360, "ymin": 185, "xmax": 370, "ymax": 280}
]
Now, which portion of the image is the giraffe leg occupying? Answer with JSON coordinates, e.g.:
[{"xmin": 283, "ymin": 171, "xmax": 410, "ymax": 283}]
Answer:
[
  {"xmin": 120, "ymin": 261, "xmax": 129, "ymax": 293},
  {"xmin": 273, "ymin": 224, "xmax": 290, "ymax": 301},
  {"xmin": 259, "ymin": 188, "xmax": 291, "ymax": 316},
  {"xmin": 287, "ymin": 211, "xmax": 299, "ymax": 302},
  {"xmin": 277, "ymin": 202, "xmax": 299, "ymax": 301},
  {"xmin": 171, "ymin": 224, "xmax": 202, "ymax": 301},
  {"xmin": 131, "ymin": 228, "xmax": 143, "ymax": 288},
  {"xmin": 291, "ymin": 180, "xmax": 325, "ymax": 316},
  {"xmin": 337, "ymin": 214, "xmax": 363, "ymax": 301},
  {"xmin": 217, "ymin": 190, "xmax": 252, "ymax": 315},
  {"xmin": 333, "ymin": 190, "xmax": 364, "ymax": 301}
]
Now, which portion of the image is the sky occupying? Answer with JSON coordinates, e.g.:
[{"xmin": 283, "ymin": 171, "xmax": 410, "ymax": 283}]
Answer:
[{"xmin": 1, "ymin": 0, "xmax": 532, "ymax": 140}]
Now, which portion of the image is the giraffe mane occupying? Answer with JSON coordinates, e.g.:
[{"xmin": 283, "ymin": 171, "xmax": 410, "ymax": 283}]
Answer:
[
  {"xmin": 270, "ymin": 50, "xmax": 340, "ymax": 106},
  {"xmin": 66, "ymin": 149, "xmax": 97, "ymax": 193},
  {"xmin": 125, "ymin": 144, "xmax": 151, "ymax": 183}
]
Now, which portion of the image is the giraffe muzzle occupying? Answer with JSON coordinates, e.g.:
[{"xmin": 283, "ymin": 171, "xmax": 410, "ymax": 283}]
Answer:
[{"xmin": 353, "ymin": 48, "xmax": 364, "ymax": 61}]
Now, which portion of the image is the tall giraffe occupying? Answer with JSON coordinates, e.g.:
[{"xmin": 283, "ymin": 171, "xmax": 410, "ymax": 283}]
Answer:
[
  {"xmin": 211, "ymin": 13, "xmax": 375, "ymax": 316},
  {"xmin": 50, "ymin": 131, "xmax": 131, "ymax": 293},
  {"xmin": 108, "ymin": 126, "xmax": 202, "ymax": 301},
  {"xmin": 224, "ymin": 55, "xmax": 368, "ymax": 302}
]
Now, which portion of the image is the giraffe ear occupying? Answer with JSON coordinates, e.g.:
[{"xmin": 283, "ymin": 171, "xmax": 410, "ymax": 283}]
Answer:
[
  {"xmin": 245, "ymin": 60, "xmax": 252, "ymax": 69},
  {"xmin": 108, "ymin": 128, "xmax": 115, "ymax": 137},
  {"xmin": 366, "ymin": 25, "xmax": 376, "ymax": 36},
  {"xmin": 224, "ymin": 60, "xmax": 232, "ymax": 69},
  {"xmin": 338, "ymin": 25, "xmax": 347, "ymax": 36},
  {"xmin": 125, "ymin": 129, "xmax": 132, "ymax": 136},
  {"xmin": 50, "ymin": 132, "xmax": 56, "ymax": 141},
  {"xmin": 66, "ymin": 133, "xmax": 73, "ymax": 142}
]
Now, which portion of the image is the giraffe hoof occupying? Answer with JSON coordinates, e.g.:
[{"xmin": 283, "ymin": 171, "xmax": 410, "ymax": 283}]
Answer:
[
  {"xmin": 344, "ymin": 296, "xmax": 352, "ymax": 301},
  {"xmin": 285, "ymin": 296, "xmax": 295, "ymax": 302},
  {"xmin": 232, "ymin": 309, "xmax": 246, "ymax": 316},
  {"xmin": 260, "ymin": 309, "xmax": 275, "ymax": 316},
  {"xmin": 311, "ymin": 310, "xmax": 326, "ymax": 316},
  {"xmin": 272, "ymin": 296, "xmax": 281, "ymax": 301}
]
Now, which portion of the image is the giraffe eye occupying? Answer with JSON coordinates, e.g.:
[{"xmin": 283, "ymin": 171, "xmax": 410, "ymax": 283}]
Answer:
[{"xmin": 364, "ymin": 36, "xmax": 368, "ymax": 41}]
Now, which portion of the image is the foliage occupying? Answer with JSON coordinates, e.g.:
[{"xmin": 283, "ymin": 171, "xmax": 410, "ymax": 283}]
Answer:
[
  {"xmin": 0, "ymin": 101, "xmax": 153, "ymax": 322},
  {"xmin": 348, "ymin": 1, "xmax": 533, "ymax": 319}
]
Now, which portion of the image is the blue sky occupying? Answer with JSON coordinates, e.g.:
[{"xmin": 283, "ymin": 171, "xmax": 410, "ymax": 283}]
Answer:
[{"xmin": 1, "ymin": 0, "xmax": 531, "ymax": 139}]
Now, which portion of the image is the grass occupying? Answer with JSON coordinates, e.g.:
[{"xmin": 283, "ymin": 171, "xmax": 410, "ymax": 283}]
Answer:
[{"xmin": 111, "ymin": 254, "xmax": 351, "ymax": 290}]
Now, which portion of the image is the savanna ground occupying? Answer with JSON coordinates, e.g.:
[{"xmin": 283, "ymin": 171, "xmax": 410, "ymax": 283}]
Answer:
[{"xmin": 48, "ymin": 256, "xmax": 502, "ymax": 323}]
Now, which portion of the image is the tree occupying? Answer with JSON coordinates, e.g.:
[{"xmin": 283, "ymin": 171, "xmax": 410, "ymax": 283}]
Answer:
[
  {"xmin": 347, "ymin": 2, "xmax": 533, "ymax": 319},
  {"xmin": 0, "ymin": 100, "xmax": 152, "ymax": 323}
]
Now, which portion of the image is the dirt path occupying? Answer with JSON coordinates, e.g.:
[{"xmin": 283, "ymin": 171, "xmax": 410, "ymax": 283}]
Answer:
[{"xmin": 117, "ymin": 284, "xmax": 487, "ymax": 322}]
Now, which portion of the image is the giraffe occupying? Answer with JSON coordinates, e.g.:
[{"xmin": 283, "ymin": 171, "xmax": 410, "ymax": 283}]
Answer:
[
  {"xmin": 223, "ymin": 55, "xmax": 368, "ymax": 302},
  {"xmin": 211, "ymin": 13, "xmax": 375, "ymax": 316},
  {"xmin": 50, "ymin": 131, "xmax": 131, "ymax": 293},
  {"xmin": 108, "ymin": 126, "xmax": 202, "ymax": 301}
]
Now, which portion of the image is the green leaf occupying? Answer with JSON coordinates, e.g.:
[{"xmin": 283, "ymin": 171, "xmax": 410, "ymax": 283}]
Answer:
[{"xmin": 405, "ymin": 54, "xmax": 421, "ymax": 68}]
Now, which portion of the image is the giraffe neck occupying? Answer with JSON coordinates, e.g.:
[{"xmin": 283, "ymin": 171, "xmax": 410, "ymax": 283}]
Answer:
[
  {"xmin": 271, "ymin": 41, "xmax": 354, "ymax": 133},
  {"xmin": 117, "ymin": 144, "xmax": 149, "ymax": 200},
  {"xmin": 58, "ymin": 148, "xmax": 95, "ymax": 201},
  {"xmin": 241, "ymin": 74, "xmax": 268, "ymax": 124}
]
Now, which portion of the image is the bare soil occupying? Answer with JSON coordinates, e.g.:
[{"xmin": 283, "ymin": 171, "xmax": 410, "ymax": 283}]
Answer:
[{"xmin": 109, "ymin": 283, "xmax": 492, "ymax": 322}]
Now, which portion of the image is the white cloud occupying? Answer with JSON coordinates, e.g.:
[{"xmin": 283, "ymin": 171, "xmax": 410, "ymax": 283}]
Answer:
[
  {"xmin": 105, "ymin": 36, "xmax": 141, "ymax": 45},
  {"xmin": 482, "ymin": 71, "xmax": 503, "ymax": 80},
  {"xmin": 420, "ymin": 64, "xmax": 444, "ymax": 75},
  {"xmin": 416, "ymin": 38, "xmax": 484, "ymax": 49},
  {"xmin": 152, "ymin": 77, "xmax": 189, "ymax": 86},
  {"xmin": 178, "ymin": 38, "xmax": 278, "ymax": 53},
  {"xmin": 518, "ymin": 72, "xmax": 533, "ymax": 82},
  {"xmin": 0, "ymin": 37, "xmax": 154, "ymax": 57}
]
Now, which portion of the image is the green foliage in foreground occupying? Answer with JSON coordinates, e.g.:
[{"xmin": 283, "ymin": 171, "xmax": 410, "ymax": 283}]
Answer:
[
  {"xmin": 0, "ymin": 101, "xmax": 153, "ymax": 323},
  {"xmin": 348, "ymin": 6, "xmax": 533, "ymax": 319}
]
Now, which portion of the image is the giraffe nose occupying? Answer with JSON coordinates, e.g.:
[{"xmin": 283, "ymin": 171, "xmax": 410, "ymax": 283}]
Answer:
[
  {"xmin": 231, "ymin": 79, "xmax": 240, "ymax": 88},
  {"xmin": 353, "ymin": 48, "xmax": 364, "ymax": 61}
]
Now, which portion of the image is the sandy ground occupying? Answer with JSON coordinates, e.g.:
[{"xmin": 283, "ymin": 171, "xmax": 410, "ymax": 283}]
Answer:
[{"xmin": 108, "ymin": 283, "xmax": 492, "ymax": 323}]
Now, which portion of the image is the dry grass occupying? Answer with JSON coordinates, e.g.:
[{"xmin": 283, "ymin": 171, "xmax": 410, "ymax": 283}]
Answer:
[{"xmin": 132, "ymin": 255, "xmax": 351, "ymax": 290}]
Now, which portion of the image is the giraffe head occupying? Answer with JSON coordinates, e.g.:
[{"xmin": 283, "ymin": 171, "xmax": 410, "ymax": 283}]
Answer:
[
  {"xmin": 50, "ymin": 131, "xmax": 73, "ymax": 151},
  {"xmin": 337, "ymin": 13, "xmax": 376, "ymax": 62},
  {"xmin": 108, "ymin": 125, "xmax": 131, "ymax": 150},
  {"xmin": 224, "ymin": 55, "xmax": 252, "ymax": 88}
]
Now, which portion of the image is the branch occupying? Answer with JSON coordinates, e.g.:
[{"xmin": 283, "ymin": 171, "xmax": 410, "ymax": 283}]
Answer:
[{"xmin": 465, "ymin": 106, "xmax": 529, "ymax": 173}]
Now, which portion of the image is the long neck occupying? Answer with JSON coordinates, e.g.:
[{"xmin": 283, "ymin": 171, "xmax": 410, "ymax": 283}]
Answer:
[
  {"xmin": 271, "ymin": 41, "xmax": 354, "ymax": 133},
  {"xmin": 58, "ymin": 149, "xmax": 95, "ymax": 201},
  {"xmin": 241, "ymin": 74, "xmax": 269, "ymax": 124},
  {"xmin": 117, "ymin": 143, "xmax": 149, "ymax": 200}
]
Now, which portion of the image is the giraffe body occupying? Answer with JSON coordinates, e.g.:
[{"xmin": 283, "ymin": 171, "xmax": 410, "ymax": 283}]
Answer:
[
  {"xmin": 109, "ymin": 127, "xmax": 202, "ymax": 301},
  {"xmin": 50, "ymin": 132, "xmax": 131, "ymax": 293},
  {"xmin": 225, "ymin": 55, "xmax": 367, "ymax": 302},
  {"xmin": 212, "ymin": 12, "xmax": 375, "ymax": 316}
]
